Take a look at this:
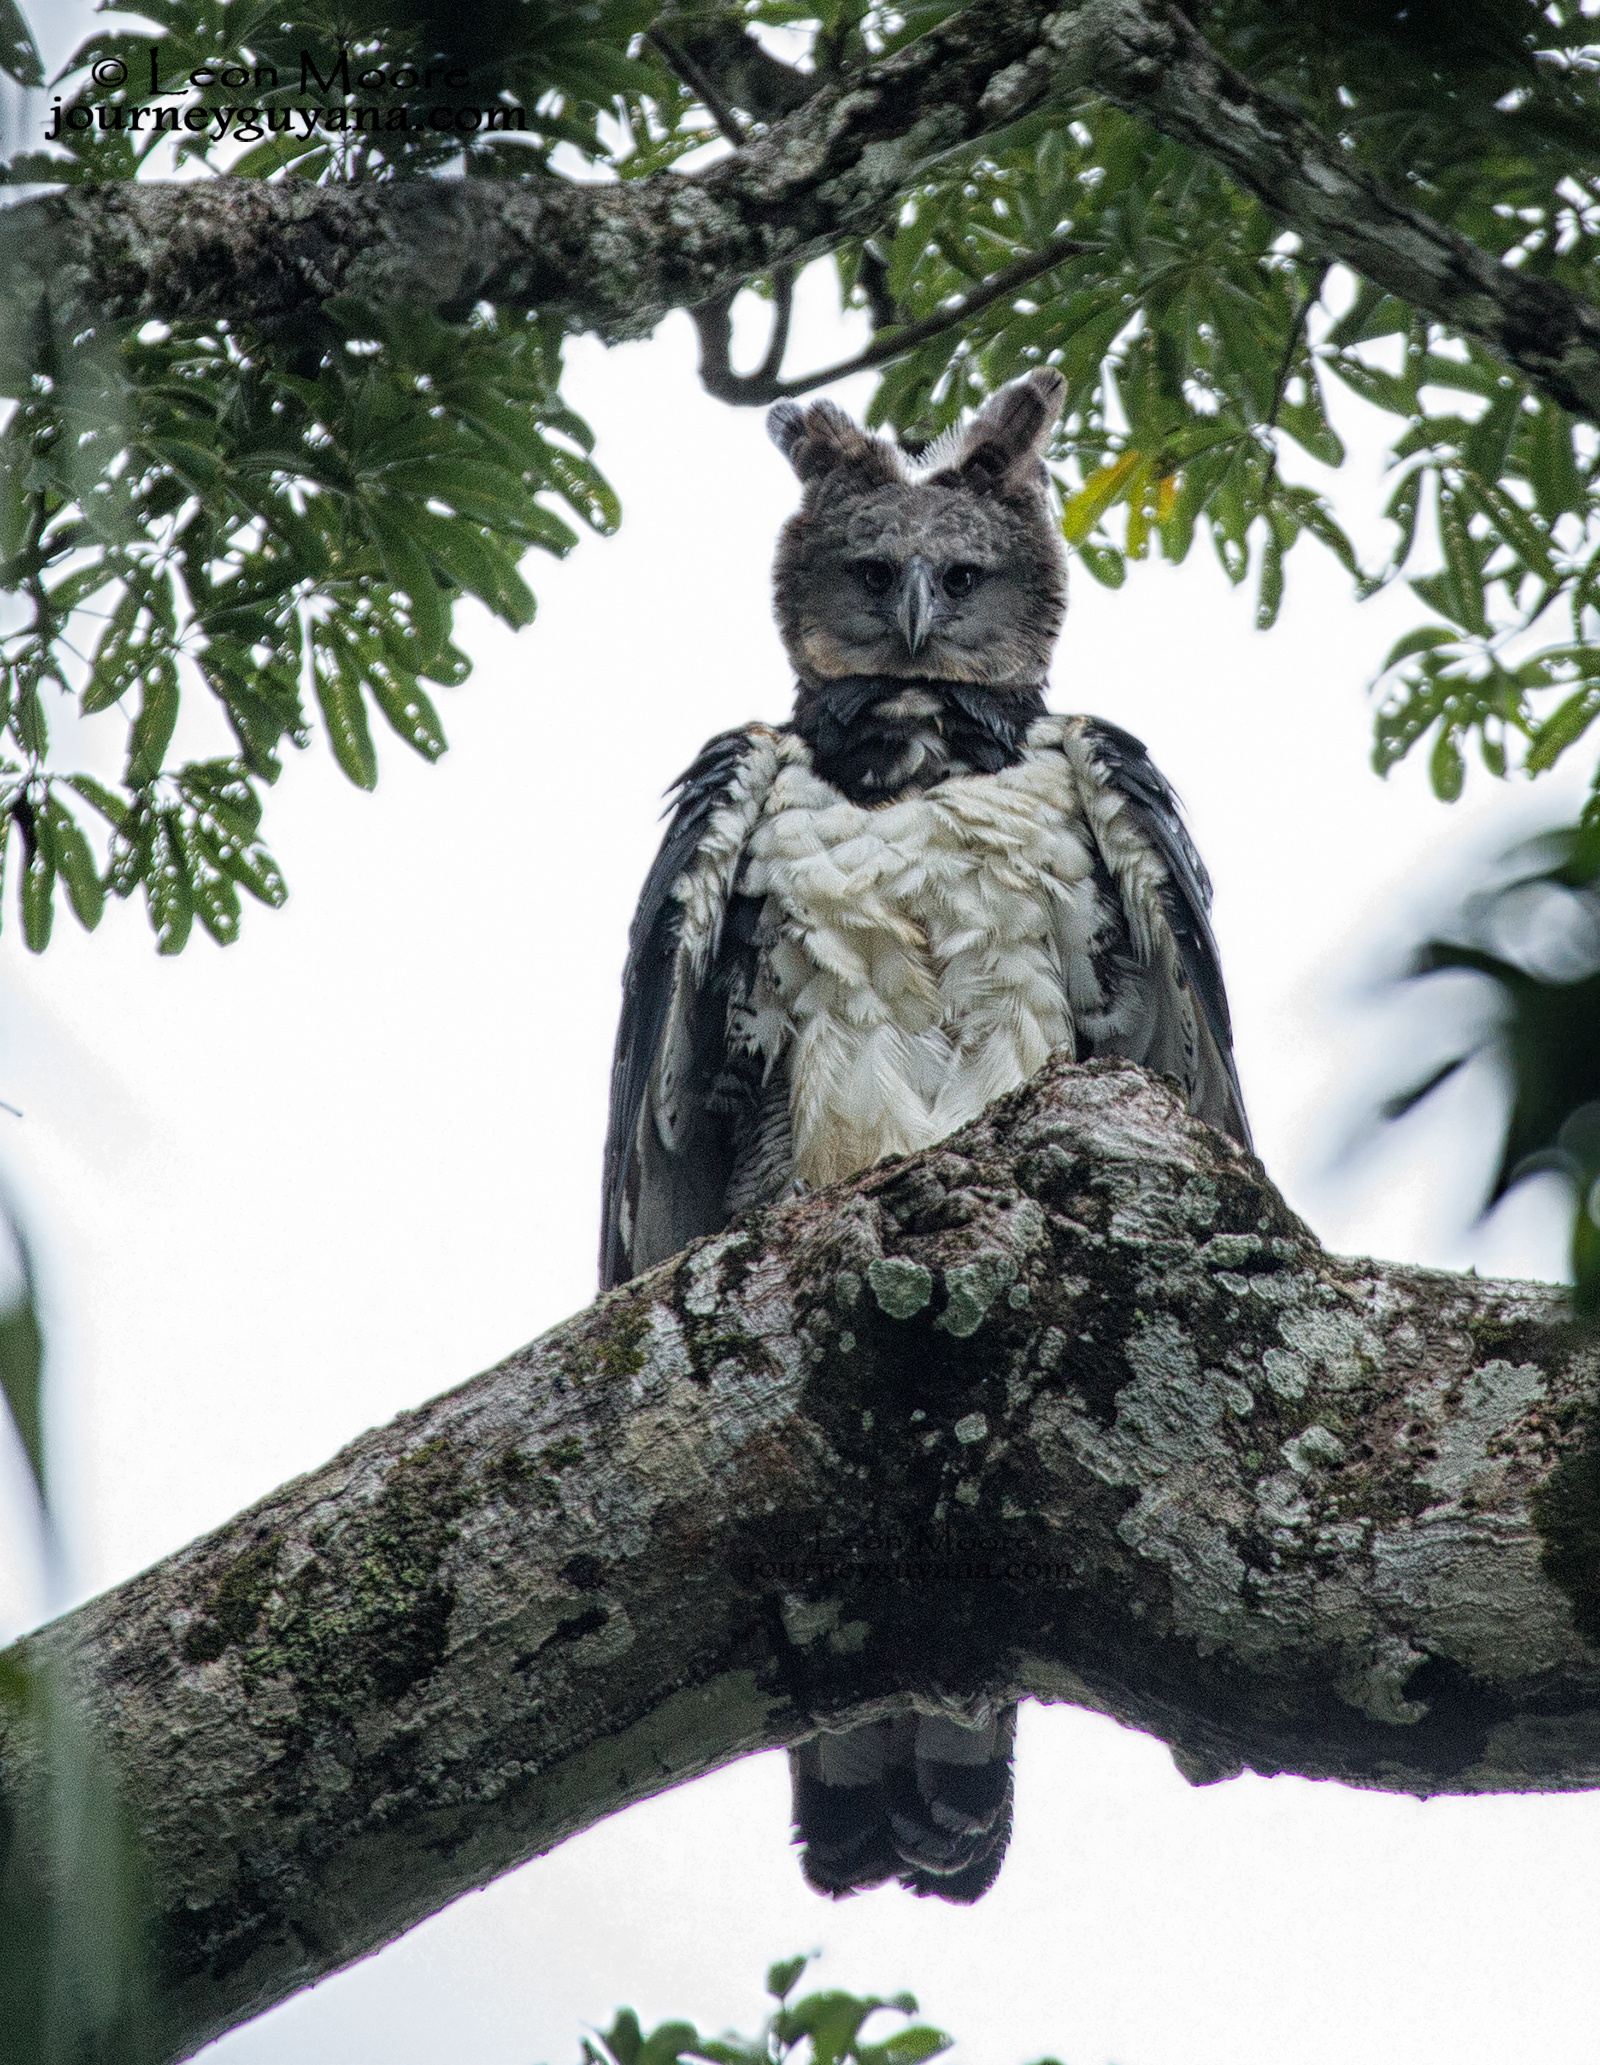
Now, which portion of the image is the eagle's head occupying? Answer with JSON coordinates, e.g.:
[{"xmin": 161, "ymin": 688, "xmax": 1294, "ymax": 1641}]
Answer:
[{"xmin": 767, "ymin": 369, "xmax": 1068, "ymax": 690}]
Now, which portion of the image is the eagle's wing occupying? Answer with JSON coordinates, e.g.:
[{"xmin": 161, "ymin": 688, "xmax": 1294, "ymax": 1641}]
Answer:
[
  {"xmin": 600, "ymin": 725, "xmax": 783, "ymax": 1290},
  {"xmin": 1071, "ymin": 717, "xmax": 1252, "ymax": 1151}
]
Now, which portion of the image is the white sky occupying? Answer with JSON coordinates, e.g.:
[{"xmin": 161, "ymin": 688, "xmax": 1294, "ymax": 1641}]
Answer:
[{"xmin": 8, "ymin": 12, "xmax": 1600, "ymax": 2062}]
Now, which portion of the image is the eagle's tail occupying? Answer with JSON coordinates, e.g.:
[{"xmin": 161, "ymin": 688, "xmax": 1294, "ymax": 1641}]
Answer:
[{"xmin": 789, "ymin": 1705, "xmax": 1015, "ymax": 1904}]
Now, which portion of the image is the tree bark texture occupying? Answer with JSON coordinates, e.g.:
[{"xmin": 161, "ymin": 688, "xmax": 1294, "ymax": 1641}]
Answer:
[
  {"xmin": 4, "ymin": 0, "xmax": 1600, "ymax": 422},
  {"xmin": 4, "ymin": 1054, "xmax": 1600, "ymax": 2063}
]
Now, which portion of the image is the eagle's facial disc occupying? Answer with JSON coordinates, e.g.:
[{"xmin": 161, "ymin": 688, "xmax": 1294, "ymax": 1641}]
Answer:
[{"xmin": 783, "ymin": 482, "xmax": 1065, "ymax": 686}]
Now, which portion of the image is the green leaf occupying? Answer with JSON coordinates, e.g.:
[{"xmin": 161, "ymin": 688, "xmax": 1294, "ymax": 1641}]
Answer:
[
  {"xmin": 125, "ymin": 667, "xmax": 180, "ymax": 787},
  {"xmin": 1279, "ymin": 486, "xmax": 1359, "ymax": 578},
  {"xmin": 1325, "ymin": 353, "xmax": 1416, "ymax": 416},
  {"xmin": 405, "ymin": 511, "xmax": 538, "ymax": 628},
  {"xmin": 1277, "ymin": 371, "xmax": 1345, "ymax": 468},
  {"xmin": 857, "ymin": 2029, "xmax": 953, "ymax": 2065},
  {"xmin": 0, "ymin": 1285, "xmax": 43, "ymax": 1501},
  {"xmin": 365, "ymin": 670, "xmax": 448, "ymax": 764},
  {"xmin": 638, "ymin": 2022, "xmax": 702, "ymax": 2065},
  {"xmin": 1381, "ymin": 466, "xmax": 1425, "ymax": 577},
  {"xmin": 19, "ymin": 812, "xmax": 52, "ymax": 954},
  {"xmin": 173, "ymin": 817, "xmax": 241, "ymax": 946},
  {"xmin": 1255, "ymin": 530, "xmax": 1285, "ymax": 630},
  {"xmin": 1429, "ymin": 726, "xmax": 1466, "ymax": 802},
  {"xmin": 1462, "ymin": 475, "xmax": 1558, "ymax": 586},
  {"xmin": 1324, "ymin": 281, "xmax": 1409, "ymax": 351},
  {"xmin": 43, "ymin": 796, "xmax": 103, "ymax": 932},
  {"xmin": 206, "ymin": 828, "xmax": 287, "ymax": 909},
  {"xmin": 146, "ymin": 812, "xmax": 194, "ymax": 955},
  {"xmin": 63, "ymin": 774, "xmax": 128, "ymax": 830},
  {"xmin": 1526, "ymin": 688, "xmax": 1600, "ymax": 774},
  {"xmin": 314, "ymin": 647, "xmax": 379, "ymax": 791},
  {"xmin": 777, "ymin": 1992, "xmax": 880, "ymax": 2065},
  {"xmin": 767, "ymin": 1958, "xmax": 810, "ymax": 2003},
  {"xmin": 366, "ymin": 506, "xmax": 451, "ymax": 663},
  {"xmin": 1382, "ymin": 624, "xmax": 1459, "ymax": 670},
  {"xmin": 605, "ymin": 2012, "xmax": 644, "ymax": 2065},
  {"xmin": 1059, "ymin": 453, "xmax": 1142, "ymax": 544},
  {"xmin": 1075, "ymin": 538, "xmax": 1126, "ymax": 588},
  {"xmin": 1437, "ymin": 480, "xmax": 1490, "ymax": 635},
  {"xmin": 1527, "ymin": 402, "xmax": 1586, "ymax": 523},
  {"xmin": 0, "ymin": 0, "xmax": 43, "ymax": 86}
]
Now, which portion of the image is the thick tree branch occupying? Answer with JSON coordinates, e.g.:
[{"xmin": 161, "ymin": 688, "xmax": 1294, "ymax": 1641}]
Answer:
[
  {"xmin": 6, "ymin": 0, "xmax": 1600, "ymax": 423},
  {"xmin": 5, "ymin": 1054, "xmax": 1599, "ymax": 2063},
  {"xmin": 1079, "ymin": 0, "xmax": 1600, "ymax": 421}
]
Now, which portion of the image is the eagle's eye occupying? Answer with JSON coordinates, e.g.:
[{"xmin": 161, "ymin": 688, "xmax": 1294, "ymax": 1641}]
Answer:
[
  {"xmin": 943, "ymin": 564, "xmax": 983, "ymax": 598},
  {"xmin": 856, "ymin": 559, "xmax": 894, "ymax": 598}
]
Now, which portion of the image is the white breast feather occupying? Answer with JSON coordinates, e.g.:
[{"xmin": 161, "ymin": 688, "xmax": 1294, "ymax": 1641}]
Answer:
[{"xmin": 739, "ymin": 721, "xmax": 1114, "ymax": 1188}]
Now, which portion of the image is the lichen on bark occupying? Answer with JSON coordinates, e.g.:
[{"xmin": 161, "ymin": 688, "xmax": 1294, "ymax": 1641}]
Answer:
[{"xmin": 5, "ymin": 1053, "xmax": 1600, "ymax": 2065}]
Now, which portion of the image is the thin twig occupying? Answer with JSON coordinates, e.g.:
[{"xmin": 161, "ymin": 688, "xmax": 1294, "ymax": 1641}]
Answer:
[
  {"xmin": 693, "ymin": 232, "xmax": 1091, "ymax": 407},
  {"xmin": 1260, "ymin": 257, "xmax": 1333, "ymax": 497},
  {"xmin": 646, "ymin": 28, "xmax": 747, "ymax": 149}
]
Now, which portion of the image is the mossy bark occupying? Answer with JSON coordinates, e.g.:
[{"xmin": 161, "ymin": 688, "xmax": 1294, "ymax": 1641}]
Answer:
[
  {"xmin": 4, "ymin": 0, "xmax": 1600, "ymax": 420},
  {"xmin": 3, "ymin": 1054, "xmax": 1599, "ymax": 2062}
]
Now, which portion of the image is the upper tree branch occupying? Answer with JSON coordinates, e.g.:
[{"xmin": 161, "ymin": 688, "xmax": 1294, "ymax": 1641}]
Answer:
[
  {"xmin": 655, "ymin": 12, "xmax": 818, "ymax": 125},
  {"xmin": 692, "ymin": 232, "xmax": 1090, "ymax": 405},
  {"xmin": 6, "ymin": 0, "xmax": 1600, "ymax": 424},
  {"xmin": 647, "ymin": 27, "xmax": 749, "ymax": 149},
  {"xmin": 5, "ymin": 1054, "xmax": 1599, "ymax": 2064}
]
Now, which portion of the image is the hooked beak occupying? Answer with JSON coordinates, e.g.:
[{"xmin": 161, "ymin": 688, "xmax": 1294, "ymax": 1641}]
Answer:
[{"xmin": 896, "ymin": 557, "xmax": 938, "ymax": 658}]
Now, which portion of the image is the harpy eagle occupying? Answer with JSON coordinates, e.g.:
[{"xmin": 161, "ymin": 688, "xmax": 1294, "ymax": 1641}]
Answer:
[{"xmin": 599, "ymin": 368, "xmax": 1250, "ymax": 1904}]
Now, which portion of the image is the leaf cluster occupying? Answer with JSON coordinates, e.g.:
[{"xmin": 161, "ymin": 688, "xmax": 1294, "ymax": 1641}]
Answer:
[
  {"xmin": 0, "ymin": 293, "xmax": 615, "ymax": 951},
  {"xmin": 851, "ymin": 104, "xmax": 1359, "ymax": 614},
  {"xmin": 579, "ymin": 1956, "xmax": 957, "ymax": 2065},
  {"xmin": 1348, "ymin": 300, "xmax": 1600, "ymax": 814},
  {"xmin": 1210, "ymin": 0, "xmax": 1600, "ymax": 219},
  {"xmin": 839, "ymin": 56, "xmax": 1600, "ymax": 806}
]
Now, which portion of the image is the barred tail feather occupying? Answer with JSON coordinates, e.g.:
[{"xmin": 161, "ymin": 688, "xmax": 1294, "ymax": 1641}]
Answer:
[{"xmin": 790, "ymin": 1706, "xmax": 1016, "ymax": 1904}]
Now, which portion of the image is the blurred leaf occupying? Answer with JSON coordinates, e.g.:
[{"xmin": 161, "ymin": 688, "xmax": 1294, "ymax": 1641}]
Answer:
[
  {"xmin": 1385, "ymin": 828, "xmax": 1600, "ymax": 1310},
  {"xmin": 0, "ymin": 1652, "xmax": 153, "ymax": 2061},
  {"xmin": 856, "ymin": 2029, "xmax": 953, "ymax": 2065},
  {"xmin": 767, "ymin": 1958, "xmax": 810, "ymax": 2004},
  {"xmin": 0, "ymin": 0, "xmax": 41, "ymax": 86},
  {"xmin": 0, "ymin": 1274, "xmax": 41, "ymax": 1500},
  {"xmin": 1429, "ymin": 726, "xmax": 1466, "ymax": 801},
  {"xmin": 605, "ymin": 2011, "xmax": 644, "ymax": 2065},
  {"xmin": 639, "ymin": 2022, "xmax": 703, "ymax": 2065}
]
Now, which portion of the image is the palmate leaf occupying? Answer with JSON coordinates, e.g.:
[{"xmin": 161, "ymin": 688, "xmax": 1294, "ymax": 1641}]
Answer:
[
  {"xmin": 0, "ymin": 0, "xmax": 635, "ymax": 961},
  {"xmin": 0, "ymin": 290, "xmax": 615, "ymax": 952}
]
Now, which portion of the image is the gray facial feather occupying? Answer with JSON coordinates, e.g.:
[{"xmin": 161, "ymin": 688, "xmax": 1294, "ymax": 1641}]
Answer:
[{"xmin": 768, "ymin": 372, "xmax": 1068, "ymax": 687}]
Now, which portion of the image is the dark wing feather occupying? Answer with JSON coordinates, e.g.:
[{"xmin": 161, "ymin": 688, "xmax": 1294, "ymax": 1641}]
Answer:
[
  {"xmin": 600, "ymin": 727, "xmax": 769, "ymax": 1290},
  {"xmin": 1082, "ymin": 719, "xmax": 1252, "ymax": 1151}
]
